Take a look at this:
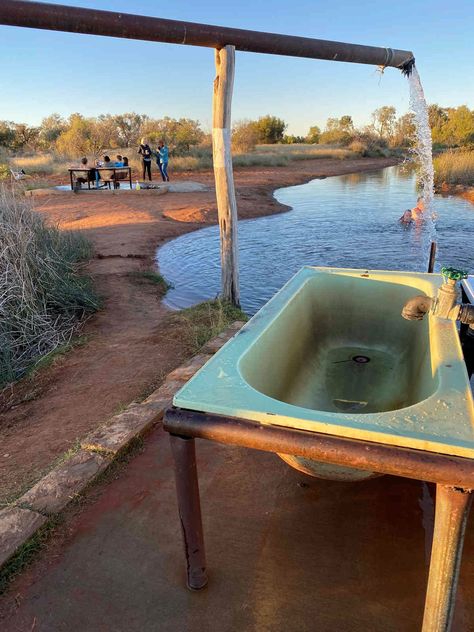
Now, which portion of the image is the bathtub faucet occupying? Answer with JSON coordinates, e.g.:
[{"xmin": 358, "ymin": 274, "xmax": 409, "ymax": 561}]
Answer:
[{"xmin": 401, "ymin": 267, "xmax": 474, "ymax": 324}]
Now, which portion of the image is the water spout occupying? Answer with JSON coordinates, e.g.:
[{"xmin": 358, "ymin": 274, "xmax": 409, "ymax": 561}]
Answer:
[{"xmin": 400, "ymin": 57, "xmax": 415, "ymax": 77}]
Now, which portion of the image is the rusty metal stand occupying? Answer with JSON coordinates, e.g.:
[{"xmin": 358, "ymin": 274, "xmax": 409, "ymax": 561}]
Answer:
[
  {"xmin": 165, "ymin": 409, "xmax": 474, "ymax": 625},
  {"xmin": 169, "ymin": 434, "xmax": 208, "ymax": 590},
  {"xmin": 422, "ymin": 485, "xmax": 473, "ymax": 632}
]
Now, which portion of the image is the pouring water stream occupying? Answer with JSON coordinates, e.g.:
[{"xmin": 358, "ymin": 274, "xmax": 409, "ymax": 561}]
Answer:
[{"xmin": 406, "ymin": 65, "xmax": 437, "ymax": 266}]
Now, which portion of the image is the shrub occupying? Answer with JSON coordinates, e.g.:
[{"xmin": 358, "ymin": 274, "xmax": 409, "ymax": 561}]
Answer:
[
  {"xmin": 232, "ymin": 120, "xmax": 259, "ymax": 154},
  {"xmin": 348, "ymin": 140, "xmax": 368, "ymax": 156},
  {"xmin": 0, "ymin": 164, "xmax": 9, "ymax": 180},
  {"xmin": 0, "ymin": 187, "xmax": 99, "ymax": 386}
]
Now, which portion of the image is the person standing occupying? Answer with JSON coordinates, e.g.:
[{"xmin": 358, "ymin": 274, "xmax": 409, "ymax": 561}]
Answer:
[
  {"xmin": 138, "ymin": 138, "xmax": 152, "ymax": 181},
  {"xmin": 157, "ymin": 140, "xmax": 169, "ymax": 182}
]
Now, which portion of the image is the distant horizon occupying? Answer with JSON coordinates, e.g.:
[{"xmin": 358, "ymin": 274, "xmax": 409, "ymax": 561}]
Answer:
[{"xmin": 1, "ymin": 0, "xmax": 473, "ymax": 134}]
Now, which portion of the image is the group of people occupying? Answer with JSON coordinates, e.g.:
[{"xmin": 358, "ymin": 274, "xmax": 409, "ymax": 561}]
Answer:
[
  {"xmin": 73, "ymin": 138, "xmax": 170, "ymax": 189},
  {"xmin": 74, "ymin": 154, "xmax": 130, "ymax": 189},
  {"xmin": 138, "ymin": 138, "xmax": 169, "ymax": 182},
  {"xmin": 399, "ymin": 197, "xmax": 425, "ymax": 225}
]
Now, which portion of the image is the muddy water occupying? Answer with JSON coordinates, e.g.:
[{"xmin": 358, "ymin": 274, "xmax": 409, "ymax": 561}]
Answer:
[{"xmin": 157, "ymin": 165, "xmax": 474, "ymax": 314}]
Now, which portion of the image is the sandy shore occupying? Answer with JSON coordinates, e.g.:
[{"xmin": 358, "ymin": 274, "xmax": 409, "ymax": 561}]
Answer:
[{"xmin": 0, "ymin": 156, "xmax": 397, "ymax": 501}]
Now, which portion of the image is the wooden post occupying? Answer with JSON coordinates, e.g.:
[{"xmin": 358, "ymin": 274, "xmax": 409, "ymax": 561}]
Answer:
[{"xmin": 212, "ymin": 45, "xmax": 240, "ymax": 307}]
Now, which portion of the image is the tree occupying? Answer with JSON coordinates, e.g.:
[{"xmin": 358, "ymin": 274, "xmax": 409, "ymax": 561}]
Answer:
[
  {"xmin": 9, "ymin": 124, "xmax": 40, "ymax": 151},
  {"xmin": 427, "ymin": 104, "xmax": 474, "ymax": 146},
  {"xmin": 428, "ymin": 104, "xmax": 449, "ymax": 144},
  {"xmin": 339, "ymin": 116, "xmax": 354, "ymax": 133},
  {"xmin": 140, "ymin": 117, "xmax": 204, "ymax": 154},
  {"xmin": 319, "ymin": 116, "xmax": 355, "ymax": 145},
  {"xmin": 38, "ymin": 114, "xmax": 66, "ymax": 150},
  {"xmin": 56, "ymin": 114, "xmax": 117, "ymax": 157},
  {"xmin": 113, "ymin": 112, "xmax": 148, "ymax": 147},
  {"xmin": 444, "ymin": 105, "xmax": 474, "ymax": 146},
  {"xmin": 372, "ymin": 106, "xmax": 397, "ymax": 140},
  {"xmin": 254, "ymin": 115, "xmax": 286, "ymax": 144},
  {"xmin": 392, "ymin": 113, "xmax": 416, "ymax": 147},
  {"xmin": 0, "ymin": 121, "xmax": 16, "ymax": 149},
  {"xmin": 232, "ymin": 120, "xmax": 259, "ymax": 153},
  {"xmin": 306, "ymin": 125, "xmax": 321, "ymax": 144},
  {"xmin": 281, "ymin": 135, "xmax": 306, "ymax": 144}
]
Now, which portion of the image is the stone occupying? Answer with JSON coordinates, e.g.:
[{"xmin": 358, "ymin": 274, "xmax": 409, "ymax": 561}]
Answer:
[
  {"xmin": 202, "ymin": 321, "xmax": 246, "ymax": 354},
  {"xmin": 166, "ymin": 354, "xmax": 212, "ymax": 382},
  {"xmin": 82, "ymin": 405, "xmax": 161, "ymax": 455},
  {"xmin": 0, "ymin": 507, "xmax": 47, "ymax": 567},
  {"xmin": 19, "ymin": 450, "xmax": 111, "ymax": 515}
]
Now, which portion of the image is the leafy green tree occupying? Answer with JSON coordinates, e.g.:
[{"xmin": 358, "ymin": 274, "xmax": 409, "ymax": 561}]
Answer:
[
  {"xmin": 306, "ymin": 125, "xmax": 321, "ymax": 144},
  {"xmin": 254, "ymin": 115, "xmax": 286, "ymax": 144},
  {"xmin": 281, "ymin": 135, "xmax": 306, "ymax": 144},
  {"xmin": 140, "ymin": 117, "xmax": 204, "ymax": 154},
  {"xmin": 428, "ymin": 104, "xmax": 449, "ymax": 145},
  {"xmin": 445, "ymin": 106, "xmax": 474, "ymax": 146},
  {"xmin": 38, "ymin": 114, "xmax": 67, "ymax": 150},
  {"xmin": 320, "ymin": 116, "xmax": 355, "ymax": 145}
]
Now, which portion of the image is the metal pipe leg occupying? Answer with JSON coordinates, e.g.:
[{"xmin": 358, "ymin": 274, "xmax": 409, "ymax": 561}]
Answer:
[
  {"xmin": 169, "ymin": 434, "xmax": 208, "ymax": 590},
  {"xmin": 422, "ymin": 485, "xmax": 472, "ymax": 632}
]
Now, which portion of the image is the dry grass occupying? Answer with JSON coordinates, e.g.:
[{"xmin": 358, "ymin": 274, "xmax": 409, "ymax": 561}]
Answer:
[
  {"xmin": 6, "ymin": 143, "xmax": 361, "ymax": 179},
  {"xmin": 433, "ymin": 150, "xmax": 474, "ymax": 187},
  {"xmin": 0, "ymin": 187, "xmax": 99, "ymax": 386},
  {"xmin": 10, "ymin": 153, "xmax": 64, "ymax": 175}
]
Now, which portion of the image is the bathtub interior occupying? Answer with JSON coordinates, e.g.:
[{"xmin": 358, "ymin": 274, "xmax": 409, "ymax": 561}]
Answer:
[{"xmin": 238, "ymin": 274, "xmax": 437, "ymax": 414}]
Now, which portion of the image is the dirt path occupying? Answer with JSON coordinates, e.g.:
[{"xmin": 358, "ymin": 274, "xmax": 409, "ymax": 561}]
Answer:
[{"xmin": 0, "ymin": 157, "xmax": 397, "ymax": 502}]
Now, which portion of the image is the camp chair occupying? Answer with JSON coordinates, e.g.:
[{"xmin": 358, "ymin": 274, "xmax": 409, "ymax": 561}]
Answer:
[
  {"xmin": 99, "ymin": 168, "xmax": 115, "ymax": 189},
  {"xmin": 10, "ymin": 168, "xmax": 28, "ymax": 182}
]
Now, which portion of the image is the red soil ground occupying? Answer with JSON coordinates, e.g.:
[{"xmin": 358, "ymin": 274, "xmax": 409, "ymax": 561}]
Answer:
[{"xmin": 0, "ymin": 157, "xmax": 397, "ymax": 502}]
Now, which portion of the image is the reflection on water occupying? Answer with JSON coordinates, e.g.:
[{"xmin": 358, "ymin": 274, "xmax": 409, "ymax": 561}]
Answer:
[{"xmin": 157, "ymin": 166, "xmax": 474, "ymax": 315}]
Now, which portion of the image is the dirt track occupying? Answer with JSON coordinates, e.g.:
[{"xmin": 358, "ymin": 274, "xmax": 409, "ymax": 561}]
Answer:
[{"xmin": 0, "ymin": 157, "xmax": 397, "ymax": 502}]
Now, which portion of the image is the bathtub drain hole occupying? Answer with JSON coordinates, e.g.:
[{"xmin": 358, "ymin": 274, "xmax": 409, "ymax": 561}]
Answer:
[{"xmin": 352, "ymin": 355, "xmax": 370, "ymax": 364}]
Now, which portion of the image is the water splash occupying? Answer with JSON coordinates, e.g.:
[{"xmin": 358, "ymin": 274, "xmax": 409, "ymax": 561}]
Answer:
[{"xmin": 407, "ymin": 65, "xmax": 437, "ymax": 264}]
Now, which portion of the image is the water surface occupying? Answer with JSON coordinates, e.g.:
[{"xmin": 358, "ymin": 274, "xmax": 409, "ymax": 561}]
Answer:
[{"xmin": 157, "ymin": 166, "xmax": 474, "ymax": 314}]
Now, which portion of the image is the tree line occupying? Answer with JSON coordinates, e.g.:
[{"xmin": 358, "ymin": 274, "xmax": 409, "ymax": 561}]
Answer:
[{"xmin": 1, "ymin": 104, "xmax": 472, "ymax": 157}]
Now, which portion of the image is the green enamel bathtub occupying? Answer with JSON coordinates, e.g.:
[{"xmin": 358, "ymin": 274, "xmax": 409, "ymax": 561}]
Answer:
[{"xmin": 173, "ymin": 267, "xmax": 474, "ymax": 481}]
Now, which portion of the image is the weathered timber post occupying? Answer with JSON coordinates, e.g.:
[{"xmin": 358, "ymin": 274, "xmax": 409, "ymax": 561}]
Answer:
[{"xmin": 212, "ymin": 44, "xmax": 240, "ymax": 308}]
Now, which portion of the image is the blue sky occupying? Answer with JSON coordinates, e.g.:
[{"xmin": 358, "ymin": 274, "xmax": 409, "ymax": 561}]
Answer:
[{"xmin": 0, "ymin": 0, "xmax": 473, "ymax": 134}]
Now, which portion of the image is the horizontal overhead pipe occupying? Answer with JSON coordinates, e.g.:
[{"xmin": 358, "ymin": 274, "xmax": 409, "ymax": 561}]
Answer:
[{"xmin": 0, "ymin": 1, "xmax": 414, "ymax": 69}]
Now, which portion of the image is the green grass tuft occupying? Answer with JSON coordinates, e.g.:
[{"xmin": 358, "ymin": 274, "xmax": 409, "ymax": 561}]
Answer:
[{"xmin": 170, "ymin": 299, "xmax": 247, "ymax": 353}]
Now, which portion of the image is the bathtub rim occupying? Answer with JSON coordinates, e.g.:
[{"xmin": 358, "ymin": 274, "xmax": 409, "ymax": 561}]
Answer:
[{"xmin": 173, "ymin": 266, "xmax": 474, "ymax": 459}]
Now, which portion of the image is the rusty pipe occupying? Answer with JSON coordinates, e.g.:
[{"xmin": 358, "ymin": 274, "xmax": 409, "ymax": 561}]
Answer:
[
  {"xmin": 0, "ymin": 1, "xmax": 414, "ymax": 69},
  {"xmin": 163, "ymin": 408, "xmax": 474, "ymax": 489}
]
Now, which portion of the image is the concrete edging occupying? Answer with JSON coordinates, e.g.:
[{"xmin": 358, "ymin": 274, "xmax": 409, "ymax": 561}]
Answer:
[{"xmin": 0, "ymin": 321, "xmax": 245, "ymax": 571}]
